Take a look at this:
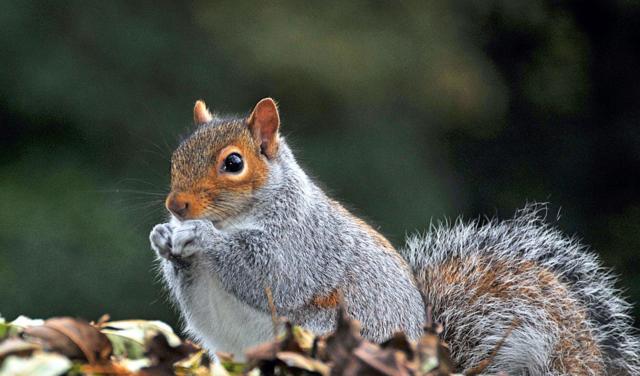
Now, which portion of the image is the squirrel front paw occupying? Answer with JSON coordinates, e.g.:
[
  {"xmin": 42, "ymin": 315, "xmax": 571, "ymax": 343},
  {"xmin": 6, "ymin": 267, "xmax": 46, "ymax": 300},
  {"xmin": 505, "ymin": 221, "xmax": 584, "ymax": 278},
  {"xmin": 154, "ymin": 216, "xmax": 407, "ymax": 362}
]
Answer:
[
  {"xmin": 150, "ymin": 220, "xmax": 218, "ymax": 262},
  {"xmin": 170, "ymin": 220, "xmax": 218, "ymax": 259},
  {"xmin": 150, "ymin": 223, "xmax": 173, "ymax": 259}
]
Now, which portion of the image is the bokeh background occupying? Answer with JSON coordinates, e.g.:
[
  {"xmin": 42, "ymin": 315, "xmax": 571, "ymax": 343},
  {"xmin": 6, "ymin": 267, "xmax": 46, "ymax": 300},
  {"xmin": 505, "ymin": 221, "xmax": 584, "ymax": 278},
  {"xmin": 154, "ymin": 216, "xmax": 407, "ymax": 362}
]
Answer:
[{"xmin": 1, "ymin": 1, "xmax": 639, "ymax": 328}]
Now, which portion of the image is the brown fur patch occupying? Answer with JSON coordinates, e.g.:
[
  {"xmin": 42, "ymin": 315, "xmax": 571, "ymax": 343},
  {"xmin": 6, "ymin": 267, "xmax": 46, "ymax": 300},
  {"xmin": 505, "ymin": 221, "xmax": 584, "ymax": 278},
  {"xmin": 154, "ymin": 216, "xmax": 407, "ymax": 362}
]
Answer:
[
  {"xmin": 312, "ymin": 289, "xmax": 341, "ymax": 309},
  {"xmin": 425, "ymin": 257, "xmax": 604, "ymax": 374}
]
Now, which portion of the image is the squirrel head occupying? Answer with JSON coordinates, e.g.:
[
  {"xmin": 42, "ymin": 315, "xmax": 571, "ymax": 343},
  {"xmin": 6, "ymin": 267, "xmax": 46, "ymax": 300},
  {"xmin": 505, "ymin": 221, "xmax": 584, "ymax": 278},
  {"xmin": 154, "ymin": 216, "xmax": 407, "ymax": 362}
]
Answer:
[{"xmin": 166, "ymin": 98, "xmax": 280, "ymax": 222}]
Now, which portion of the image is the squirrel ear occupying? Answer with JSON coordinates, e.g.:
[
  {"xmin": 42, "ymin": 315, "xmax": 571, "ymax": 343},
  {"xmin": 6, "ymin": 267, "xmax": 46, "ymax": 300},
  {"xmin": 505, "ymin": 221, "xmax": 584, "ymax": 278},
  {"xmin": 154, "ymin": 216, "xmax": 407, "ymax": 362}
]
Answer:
[
  {"xmin": 194, "ymin": 100, "xmax": 213, "ymax": 124},
  {"xmin": 247, "ymin": 98, "xmax": 280, "ymax": 159}
]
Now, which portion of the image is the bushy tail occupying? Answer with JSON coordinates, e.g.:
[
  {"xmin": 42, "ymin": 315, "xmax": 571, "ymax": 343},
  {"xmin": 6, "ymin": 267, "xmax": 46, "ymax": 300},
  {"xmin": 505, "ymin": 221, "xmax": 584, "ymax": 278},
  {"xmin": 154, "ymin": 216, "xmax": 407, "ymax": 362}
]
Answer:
[{"xmin": 401, "ymin": 204, "xmax": 640, "ymax": 375}]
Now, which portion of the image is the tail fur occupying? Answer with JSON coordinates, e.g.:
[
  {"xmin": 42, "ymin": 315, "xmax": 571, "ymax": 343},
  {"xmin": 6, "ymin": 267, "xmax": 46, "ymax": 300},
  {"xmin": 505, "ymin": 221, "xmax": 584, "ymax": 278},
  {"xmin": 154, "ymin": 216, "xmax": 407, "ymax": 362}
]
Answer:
[{"xmin": 401, "ymin": 204, "xmax": 640, "ymax": 375}]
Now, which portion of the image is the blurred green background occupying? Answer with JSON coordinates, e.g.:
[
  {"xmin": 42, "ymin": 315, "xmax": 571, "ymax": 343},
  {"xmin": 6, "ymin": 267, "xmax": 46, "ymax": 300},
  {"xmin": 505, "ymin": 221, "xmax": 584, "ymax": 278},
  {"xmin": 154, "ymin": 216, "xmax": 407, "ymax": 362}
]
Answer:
[{"xmin": 1, "ymin": 1, "xmax": 639, "ymax": 328}]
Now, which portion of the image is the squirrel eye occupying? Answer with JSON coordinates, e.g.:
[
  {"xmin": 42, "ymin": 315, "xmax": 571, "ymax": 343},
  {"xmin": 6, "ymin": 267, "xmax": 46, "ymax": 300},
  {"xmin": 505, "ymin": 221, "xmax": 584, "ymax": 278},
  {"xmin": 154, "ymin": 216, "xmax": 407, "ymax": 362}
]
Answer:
[{"xmin": 222, "ymin": 152, "xmax": 244, "ymax": 173}]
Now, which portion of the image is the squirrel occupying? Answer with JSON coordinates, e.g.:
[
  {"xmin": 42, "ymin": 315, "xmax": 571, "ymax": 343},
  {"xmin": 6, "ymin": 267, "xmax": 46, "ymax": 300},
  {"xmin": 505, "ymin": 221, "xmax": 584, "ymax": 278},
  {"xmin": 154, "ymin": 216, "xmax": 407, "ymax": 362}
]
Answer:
[{"xmin": 149, "ymin": 98, "xmax": 640, "ymax": 375}]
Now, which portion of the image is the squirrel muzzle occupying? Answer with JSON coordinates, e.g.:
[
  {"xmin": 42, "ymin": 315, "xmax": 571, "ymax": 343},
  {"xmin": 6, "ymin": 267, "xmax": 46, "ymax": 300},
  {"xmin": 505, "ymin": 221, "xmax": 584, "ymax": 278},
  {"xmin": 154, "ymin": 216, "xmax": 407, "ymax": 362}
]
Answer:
[{"xmin": 166, "ymin": 192, "xmax": 192, "ymax": 220}]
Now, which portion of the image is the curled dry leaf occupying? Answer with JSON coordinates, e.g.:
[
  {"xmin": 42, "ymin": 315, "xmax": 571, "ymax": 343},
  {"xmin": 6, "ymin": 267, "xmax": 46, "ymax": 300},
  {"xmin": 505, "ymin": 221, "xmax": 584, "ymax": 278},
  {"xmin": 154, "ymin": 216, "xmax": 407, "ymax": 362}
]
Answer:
[
  {"xmin": 324, "ymin": 307, "xmax": 362, "ymax": 354},
  {"xmin": 323, "ymin": 310, "xmax": 416, "ymax": 376},
  {"xmin": 323, "ymin": 306, "xmax": 363, "ymax": 375},
  {"xmin": 416, "ymin": 330, "xmax": 453, "ymax": 375},
  {"xmin": 292, "ymin": 325, "xmax": 316, "ymax": 352},
  {"xmin": 246, "ymin": 319, "xmax": 326, "ymax": 375},
  {"xmin": 139, "ymin": 333, "xmax": 200, "ymax": 376},
  {"xmin": 99, "ymin": 319, "xmax": 185, "ymax": 360},
  {"xmin": 351, "ymin": 342, "xmax": 411, "ymax": 376},
  {"xmin": 22, "ymin": 317, "xmax": 112, "ymax": 364},
  {"xmin": 276, "ymin": 351, "xmax": 330, "ymax": 375},
  {"xmin": 245, "ymin": 321, "xmax": 305, "ymax": 363},
  {"xmin": 0, "ymin": 317, "xmax": 6, "ymax": 340},
  {"xmin": 1, "ymin": 316, "xmax": 44, "ymax": 339},
  {"xmin": 98, "ymin": 320, "xmax": 182, "ymax": 347},
  {"xmin": 79, "ymin": 362, "xmax": 133, "ymax": 375},
  {"xmin": 9, "ymin": 316, "xmax": 45, "ymax": 329},
  {"xmin": 0, "ymin": 338, "xmax": 41, "ymax": 361},
  {"xmin": 380, "ymin": 332, "xmax": 415, "ymax": 362},
  {"xmin": 0, "ymin": 351, "xmax": 72, "ymax": 376}
]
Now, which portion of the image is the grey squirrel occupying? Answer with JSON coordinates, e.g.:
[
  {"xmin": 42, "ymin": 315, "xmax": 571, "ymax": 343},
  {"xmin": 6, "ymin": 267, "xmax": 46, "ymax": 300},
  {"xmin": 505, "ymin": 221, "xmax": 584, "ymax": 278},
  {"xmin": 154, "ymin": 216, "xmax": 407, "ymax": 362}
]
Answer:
[{"xmin": 149, "ymin": 98, "xmax": 640, "ymax": 375}]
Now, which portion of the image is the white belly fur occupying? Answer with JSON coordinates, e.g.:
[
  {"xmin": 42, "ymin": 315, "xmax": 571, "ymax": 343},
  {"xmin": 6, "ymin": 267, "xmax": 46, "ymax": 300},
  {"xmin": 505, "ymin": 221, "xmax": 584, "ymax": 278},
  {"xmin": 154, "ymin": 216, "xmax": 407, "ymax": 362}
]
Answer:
[{"xmin": 182, "ymin": 266, "xmax": 273, "ymax": 359}]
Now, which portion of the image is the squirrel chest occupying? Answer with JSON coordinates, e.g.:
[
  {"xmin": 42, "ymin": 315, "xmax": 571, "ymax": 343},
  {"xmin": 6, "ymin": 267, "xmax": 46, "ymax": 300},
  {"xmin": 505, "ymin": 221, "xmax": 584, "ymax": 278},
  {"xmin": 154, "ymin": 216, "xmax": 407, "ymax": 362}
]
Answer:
[{"xmin": 180, "ymin": 262, "xmax": 273, "ymax": 358}]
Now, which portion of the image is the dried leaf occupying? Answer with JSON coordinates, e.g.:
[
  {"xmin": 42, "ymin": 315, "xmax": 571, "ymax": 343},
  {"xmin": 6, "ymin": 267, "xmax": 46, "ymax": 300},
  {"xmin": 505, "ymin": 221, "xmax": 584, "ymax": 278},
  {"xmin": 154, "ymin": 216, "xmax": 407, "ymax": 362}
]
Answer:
[
  {"xmin": 0, "ymin": 317, "xmax": 7, "ymax": 340},
  {"xmin": 93, "ymin": 314, "xmax": 111, "ymax": 326},
  {"xmin": 174, "ymin": 349, "xmax": 207, "ymax": 372},
  {"xmin": 380, "ymin": 332, "xmax": 415, "ymax": 362},
  {"xmin": 9, "ymin": 316, "xmax": 44, "ymax": 329},
  {"xmin": 210, "ymin": 361, "xmax": 232, "ymax": 376},
  {"xmin": 245, "ymin": 320, "xmax": 305, "ymax": 362},
  {"xmin": 139, "ymin": 333, "xmax": 199, "ymax": 376},
  {"xmin": 352, "ymin": 342, "xmax": 410, "ymax": 376},
  {"xmin": 292, "ymin": 326, "xmax": 316, "ymax": 353},
  {"xmin": 22, "ymin": 326, "xmax": 81, "ymax": 360},
  {"xmin": 0, "ymin": 351, "xmax": 71, "ymax": 376},
  {"xmin": 323, "ymin": 306, "xmax": 363, "ymax": 375},
  {"xmin": 79, "ymin": 362, "xmax": 133, "ymax": 375},
  {"xmin": 104, "ymin": 331, "xmax": 146, "ymax": 359},
  {"xmin": 22, "ymin": 317, "xmax": 112, "ymax": 364},
  {"xmin": 416, "ymin": 331, "xmax": 453, "ymax": 374},
  {"xmin": 100, "ymin": 319, "xmax": 184, "ymax": 360},
  {"xmin": 0, "ymin": 338, "xmax": 41, "ymax": 361},
  {"xmin": 2, "ymin": 316, "xmax": 44, "ymax": 338},
  {"xmin": 114, "ymin": 357, "xmax": 152, "ymax": 372},
  {"xmin": 99, "ymin": 320, "xmax": 182, "ymax": 347},
  {"xmin": 276, "ymin": 351, "xmax": 330, "ymax": 375}
]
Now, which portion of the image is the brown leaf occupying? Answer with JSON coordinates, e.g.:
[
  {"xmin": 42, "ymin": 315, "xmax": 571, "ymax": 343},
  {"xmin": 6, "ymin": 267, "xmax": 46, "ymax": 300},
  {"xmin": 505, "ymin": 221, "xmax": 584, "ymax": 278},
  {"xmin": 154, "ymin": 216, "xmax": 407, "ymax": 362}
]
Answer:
[
  {"xmin": 244, "ymin": 340, "xmax": 280, "ymax": 364},
  {"xmin": 416, "ymin": 331, "xmax": 454, "ymax": 375},
  {"xmin": 380, "ymin": 332, "xmax": 415, "ymax": 362},
  {"xmin": 0, "ymin": 338, "xmax": 41, "ymax": 361},
  {"xmin": 245, "ymin": 320, "xmax": 310, "ymax": 375},
  {"xmin": 352, "ymin": 342, "xmax": 411, "ymax": 376},
  {"xmin": 139, "ymin": 333, "xmax": 200, "ymax": 376},
  {"xmin": 276, "ymin": 351, "xmax": 330, "ymax": 375},
  {"xmin": 93, "ymin": 313, "xmax": 111, "ymax": 326},
  {"xmin": 324, "ymin": 319, "xmax": 415, "ymax": 376},
  {"xmin": 280, "ymin": 321, "xmax": 306, "ymax": 354},
  {"xmin": 80, "ymin": 362, "xmax": 133, "ymax": 375},
  {"xmin": 322, "ymin": 306, "xmax": 369, "ymax": 376},
  {"xmin": 22, "ymin": 317, "xmax": 112, "ymax": 363}
]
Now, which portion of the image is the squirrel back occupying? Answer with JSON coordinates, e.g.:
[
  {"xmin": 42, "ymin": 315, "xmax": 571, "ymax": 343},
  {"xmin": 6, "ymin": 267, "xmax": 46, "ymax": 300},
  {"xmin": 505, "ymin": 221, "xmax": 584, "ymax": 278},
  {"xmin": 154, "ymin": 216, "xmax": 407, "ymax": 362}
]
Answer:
[{"xmin": 151, "ymin": 98, "xmax": 640, "ymax": 375}]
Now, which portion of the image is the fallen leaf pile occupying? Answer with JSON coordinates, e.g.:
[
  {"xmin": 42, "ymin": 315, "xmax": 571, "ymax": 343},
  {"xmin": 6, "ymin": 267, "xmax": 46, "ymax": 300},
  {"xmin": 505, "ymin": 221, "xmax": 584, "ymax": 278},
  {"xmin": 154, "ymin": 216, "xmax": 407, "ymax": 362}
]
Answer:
[{"xmin": 0, "ymin": 308, "xmax": 503, "ymax": 376}]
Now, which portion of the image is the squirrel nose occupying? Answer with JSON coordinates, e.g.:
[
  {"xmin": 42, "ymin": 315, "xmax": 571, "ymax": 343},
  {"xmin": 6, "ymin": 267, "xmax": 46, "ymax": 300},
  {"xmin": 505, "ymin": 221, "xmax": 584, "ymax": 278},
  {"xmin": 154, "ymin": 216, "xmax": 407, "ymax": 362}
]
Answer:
[{"xmin": 166, "ymin": 193, "xmax": 189, "ymax": 219}]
